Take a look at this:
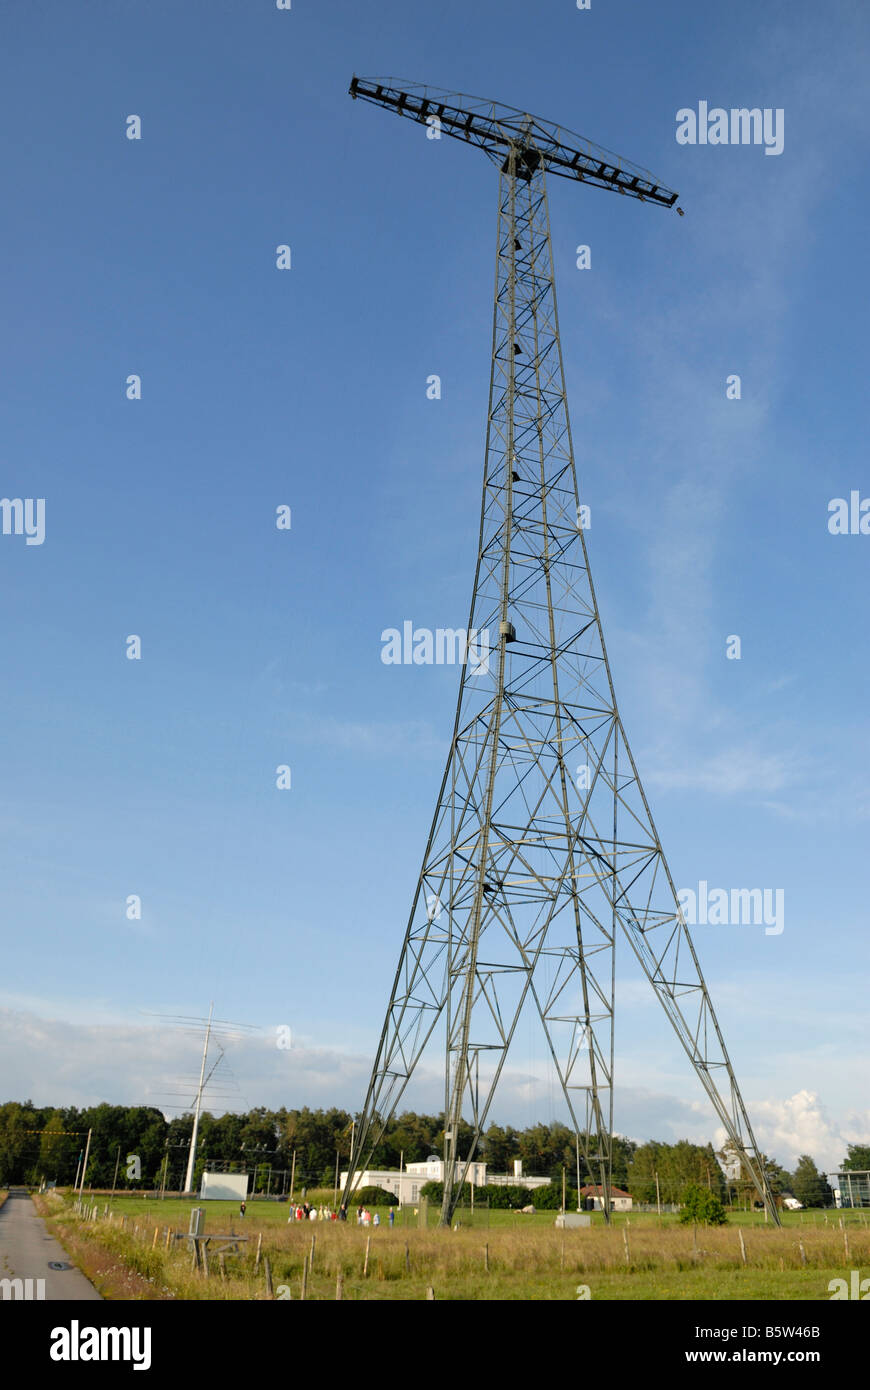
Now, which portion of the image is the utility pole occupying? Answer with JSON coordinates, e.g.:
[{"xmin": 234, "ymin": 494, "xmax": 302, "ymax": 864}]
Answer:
[
  {"xmin": 184, "ymin": 1001, "xmax": 214, "ymax": 1194},
  {"xmin": 289, "ymin": 1149, "xmax": 296, "ymax": 1202},
  {"xmin": 78, "ymin": 1129, "xmax": 92, "ymax": 1197},
  {"xmin": 341, "ymin": 76, "xmax": 781, "ymax": 1230},
  {"xmin": 655, "ymin": 1171, "xmax": 662, "ymax": 1216}
]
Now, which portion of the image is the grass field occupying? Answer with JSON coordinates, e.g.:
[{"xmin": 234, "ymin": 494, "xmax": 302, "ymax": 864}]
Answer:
[
  {"xmin": 52, "ymin": 1190, "xmax": 870, "ymax": 1230},
  {"xmin": 32, "ymin": 1189, "xmax": 870, "ymax": 1301}
]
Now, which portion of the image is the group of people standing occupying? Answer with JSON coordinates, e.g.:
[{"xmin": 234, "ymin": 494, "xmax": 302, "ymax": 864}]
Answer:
[
  {"xmin": 238, "ymin": 1198, "xmax": 399, "ymax": 1224},
  {"xmin": 275, "ymin": 1201, "xmax": 397, "ymax": 1226},
  {"xmin": 287, "ymin": 1203, "xmax": 335, "ymax": 1222},
  {"xmin": 355, "ymin": 1207, "xmax": 396, "ymax": 1227}
]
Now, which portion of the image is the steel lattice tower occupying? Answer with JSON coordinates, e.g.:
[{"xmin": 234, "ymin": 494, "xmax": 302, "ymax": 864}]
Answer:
[{"xmin": 343, "ymin": 78, "xmax": 780, "ymax": 1227}]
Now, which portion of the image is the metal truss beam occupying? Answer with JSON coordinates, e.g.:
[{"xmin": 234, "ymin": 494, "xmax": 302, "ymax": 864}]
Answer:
[{"xmin": 349, "ymin": 76, "xmax": 680, "ymax": 207}]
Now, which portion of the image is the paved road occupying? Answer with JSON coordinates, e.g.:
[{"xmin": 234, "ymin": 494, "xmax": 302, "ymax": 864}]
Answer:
[{"xmin": 0, "ymin": 1190, "xmax": 102, "ymax": 1300}]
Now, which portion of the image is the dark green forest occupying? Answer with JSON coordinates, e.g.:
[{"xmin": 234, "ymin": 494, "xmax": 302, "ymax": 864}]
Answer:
[{"xmin": 0, "ymin": 1099, "xmax": 858, "ymax": 1205}]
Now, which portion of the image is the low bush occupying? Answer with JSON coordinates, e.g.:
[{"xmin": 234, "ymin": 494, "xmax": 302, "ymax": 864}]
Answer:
[
  {"xmin": 352, "ymin": 1186, "xmax": 399, "ymax": 1207},
  {"xmin": 529, "ymin": 1182, "xmax": 578, "ymax": 1210},
  {"xmin": 678, "ymin": 1182, "xmax": 727, "ymax": 1225}
]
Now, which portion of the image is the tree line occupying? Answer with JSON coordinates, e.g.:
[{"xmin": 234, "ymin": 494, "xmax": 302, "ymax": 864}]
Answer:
[{"xmin": 0, "ymin": 1099, "xmax": 864, "ymax": 1207}]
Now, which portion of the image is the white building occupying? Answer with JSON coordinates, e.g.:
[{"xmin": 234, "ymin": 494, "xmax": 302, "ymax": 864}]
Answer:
[
  {"xmin": 340, "ymin": 1155, "xmax": 550, "ymax": 1206},
  {"xmin": 405, "ymin": 1155, "xmax": 487, "ymax": 1187},
  {"xmin": 580, "ymin": 1183, "xmax": 633, "ymax": 1212}
]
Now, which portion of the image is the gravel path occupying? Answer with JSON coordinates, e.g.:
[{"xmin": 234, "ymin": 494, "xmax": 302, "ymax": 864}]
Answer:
[{"xmin": 0, "ymin": 1190, "xmax": 102, "ymax": 1300}]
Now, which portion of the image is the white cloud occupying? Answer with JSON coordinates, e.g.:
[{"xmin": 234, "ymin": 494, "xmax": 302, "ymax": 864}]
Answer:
[
  {"xmin": 2, "ymin": 1003, "xmax": 866, "ymax": 1179},
  {"xmin": 646, "ymin": 743, "xmax": 798, "ymax": 796},
  {"xmin": 287, "ymin": 712, "xmax": 444, "ymax": 759},
  {"xmin": 730, "ymin": 1089, "xmax": 852, "ymax": 1173}
]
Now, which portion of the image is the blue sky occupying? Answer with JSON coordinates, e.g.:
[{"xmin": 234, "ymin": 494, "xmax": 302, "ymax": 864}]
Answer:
[{"xmin": 0, "ymin": 0, "xmax": 868, "ymax": 1172}]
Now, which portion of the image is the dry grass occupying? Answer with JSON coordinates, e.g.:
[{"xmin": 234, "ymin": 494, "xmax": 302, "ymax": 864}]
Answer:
[{"xmin": 34, "ymin": 1191, "xmax": 870, "ymax": 1301}]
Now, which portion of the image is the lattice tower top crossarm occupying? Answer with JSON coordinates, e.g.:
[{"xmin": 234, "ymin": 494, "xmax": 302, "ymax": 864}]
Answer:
[{"xmin": 349, "ymin": 76, "xmax": 681, "ymax": 208}]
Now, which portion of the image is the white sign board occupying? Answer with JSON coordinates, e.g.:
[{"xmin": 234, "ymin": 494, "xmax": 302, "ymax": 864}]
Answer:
[{"xmin": 200, "ymin": 1172, "xmax": 249, "ymax": 1202}]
